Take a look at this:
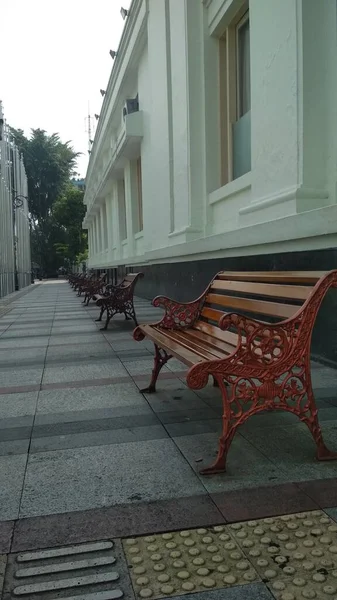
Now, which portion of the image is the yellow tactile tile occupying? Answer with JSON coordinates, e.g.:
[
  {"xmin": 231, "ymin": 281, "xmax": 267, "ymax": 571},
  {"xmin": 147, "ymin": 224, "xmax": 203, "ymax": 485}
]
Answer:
[
  {"xmin": 123, "ymin": 511, "xmax": 337, "ymax": 600},
  {"xmin": 123, "ymin": 526, "xmax": 259, "ymax": 599}
]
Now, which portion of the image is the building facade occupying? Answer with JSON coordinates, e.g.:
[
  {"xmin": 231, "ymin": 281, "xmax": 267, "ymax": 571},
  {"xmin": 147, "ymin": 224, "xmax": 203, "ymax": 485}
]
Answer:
[
  {"xmin": 0, "ymin": 102, "xmax": 31, "ymax": 297},
  {"xmin": 83, "ymin": 0, "xmax": 337, "ymax": 360}
]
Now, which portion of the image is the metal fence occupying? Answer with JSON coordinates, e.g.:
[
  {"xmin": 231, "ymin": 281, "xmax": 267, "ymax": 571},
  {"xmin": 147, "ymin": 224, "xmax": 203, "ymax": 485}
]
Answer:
[{"xmin": 0, "ymin": 101, "xmax": 31, "ymax": 298}]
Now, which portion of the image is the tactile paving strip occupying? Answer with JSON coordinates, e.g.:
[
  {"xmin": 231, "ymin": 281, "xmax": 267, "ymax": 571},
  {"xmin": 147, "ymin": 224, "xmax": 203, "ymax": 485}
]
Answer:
[
  {"xmin": 3, "ymin": 541, "xmax": 124, "ymax": 599},
  {"xmin": 123, "ymin": 525, "xmax": 259, "ymax": 599},
  {"xmin": 229, "ymin": 510, "xmax": 337, "ymax": 600},
  {"xmin": 123, "ymin": 510, "xmax": 337, "ymax": 600}
]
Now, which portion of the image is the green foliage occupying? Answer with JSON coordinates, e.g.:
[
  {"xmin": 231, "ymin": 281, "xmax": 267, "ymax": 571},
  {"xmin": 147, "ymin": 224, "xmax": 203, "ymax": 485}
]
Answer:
[{"xmin": 10, "ymin": 128, "xmax": 86, "ymax": 276}]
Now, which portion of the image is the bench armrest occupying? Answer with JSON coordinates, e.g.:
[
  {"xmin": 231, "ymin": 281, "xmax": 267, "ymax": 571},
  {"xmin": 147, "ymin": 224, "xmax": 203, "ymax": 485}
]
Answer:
[{"xmin": 152, "ymin": 295, "xmax": 205, "ymax": 330}]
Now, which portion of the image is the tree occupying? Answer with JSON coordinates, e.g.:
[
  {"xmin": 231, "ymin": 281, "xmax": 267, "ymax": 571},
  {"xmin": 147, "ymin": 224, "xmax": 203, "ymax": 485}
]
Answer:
[{"xmin": 10, "ymin": 128, "xmax": 86, "ymax": 275}]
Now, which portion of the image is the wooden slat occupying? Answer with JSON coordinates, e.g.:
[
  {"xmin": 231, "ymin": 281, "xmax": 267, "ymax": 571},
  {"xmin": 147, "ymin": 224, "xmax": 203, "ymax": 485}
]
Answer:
[
  {"xmin": 139, "ymin": 325, "xmax": 202, "ymax": 366},
  {"xmin": 194, "ymin": 320, "xmax": 243, "ymax": 346},
  {"xmin": 205, "ymin": 293, "xmax": 297, "ymax": 319},
  {"xmin": 201, "ymin": 307, "xmax": 225, "ymax": 324},
  {"xmin": 217, "ymin": 271, "xmax": 328, "ymax": 284},
  {"xmin": 163, "ymin": 330, "xmax": 226, "ymax": 361},
  {"xmin": 186, "ymin": 328, "xmax": 235, "ymax": 356},
  {"xmin": 210, "ymin": 280, "xmax": 311, "ymax": 301}
]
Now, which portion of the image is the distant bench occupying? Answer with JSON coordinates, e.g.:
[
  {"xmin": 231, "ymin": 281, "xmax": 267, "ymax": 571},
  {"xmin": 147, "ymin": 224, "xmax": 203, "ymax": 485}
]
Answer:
[
  {"xmin": 95, "ymin": 272, "xmax": 144, "ymax": 330},
  {"xmin": 134, "ymin": 270, "xmax": 337, "ymax": 475}
]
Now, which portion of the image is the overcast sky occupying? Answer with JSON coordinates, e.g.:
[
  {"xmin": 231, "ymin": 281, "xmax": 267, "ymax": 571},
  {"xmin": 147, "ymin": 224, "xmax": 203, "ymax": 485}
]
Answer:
[{"xmin": 1, "ymin": 0, "xmax": 132, "ymax": 176}]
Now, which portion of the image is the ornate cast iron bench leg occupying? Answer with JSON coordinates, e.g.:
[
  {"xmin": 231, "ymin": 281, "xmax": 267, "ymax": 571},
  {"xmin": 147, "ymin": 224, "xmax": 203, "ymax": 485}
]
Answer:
[
  {"xmin": 140, "ymin": 344, "xmax": 172, "ymax": 393},
  {"xmin": 95, "ymin": 306, "xmax": 105, "ymax": 322}
]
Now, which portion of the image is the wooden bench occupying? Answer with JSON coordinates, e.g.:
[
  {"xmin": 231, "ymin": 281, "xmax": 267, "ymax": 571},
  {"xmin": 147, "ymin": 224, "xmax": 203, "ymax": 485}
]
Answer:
[
  {"xmin": 95, "ymin": 272, "xmax": 144, "ymax": 330},
  {"xmin": 134, "ymin": 270, "xmax": 337, "ymax": 475},
  {"xmin": 82, "ymin": 273, "xmax": 107, "ymax": 306}
]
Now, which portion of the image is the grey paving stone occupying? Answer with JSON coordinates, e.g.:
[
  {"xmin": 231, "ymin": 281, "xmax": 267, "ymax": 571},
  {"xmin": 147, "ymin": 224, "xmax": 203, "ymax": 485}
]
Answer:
[
  {"xmin": 166, "ymin": 418, "xmax": 221, "ymax": 437},
  {"xmin": 36, "ymin": 383, "xmax": 147, "ymax": 414},
  {"xmin": 0, "ymin": 347, "xmax": 47, "ymax": 367},
  {"xmin": 0, "ymin": 367, "xmax": 44, "ymax": 387},
  {"xmin": 30, "ymin": 424, "xmax": 168, "ymax": 453},
  {"xmin": 46, "ymin": 342, "xmax": 112, "ymax": 362},
  {"xmin": 325, "ymin": 507, "xmax": 337, "ymax": 522},
  {"xmin": 311, "ymin": 366, "xmax": 337, "ymax": 388},
  {"xmin": 0, "ymin": 438, "xmax": 30, "ymax": 456},
  {"xmin": 48, "ymin": 334, "xmax": 105, "ymax": 346},
  {"xmin": 144, "ymin": 386, "xmax": 211, "ymax": 414},
  {"xmin": 0, "ymin": 454, "xmax": 27, "ymax": 520},
  {"xmin": 173, "ymin": 431, "xmax": 287, "ymax": 493},
  {"xmin": 0, "ymin": 337, "xmax": 49, "ymax": 349},
  {"xmin": 0, "ymin": 426, "xmax": 32, "ymax": 442},
  {"xmin": 0, "ymin": 328, "xmax": 51, "ymax": 339},
  {"xmin": 0, "ymin": 392, "xmax": 38, "ymax": 419},
  {"xmin": 42, "ymin": 361, "xmax": 128, "ymax": 384},
  {"xmin": 51, "ymin": 325, "xmax": 99, "ymax": 335},
  {"xmin": 169, "ymin": 585, "xmax": 273, "ymax": 600},
  {"xmin": 35, "ymin": 404, "xmax": 152, "ymax": 426},
  {"xmin": 19, "ymin": 439, "xmax": 205, "ymax": 517},
  {"xmin": 242, "ymin": 422, "xmax": 337, "ymax": 482},
  {"xmin": 123, "ymin": 360, "xmax": 170, "ymax": 376},
  {"xmin": 32, "ymin": 413, "xmax": 160, "ymax": 438}
]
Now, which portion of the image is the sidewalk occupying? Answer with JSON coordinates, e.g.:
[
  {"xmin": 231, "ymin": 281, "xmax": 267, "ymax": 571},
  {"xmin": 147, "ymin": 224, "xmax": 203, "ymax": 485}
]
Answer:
[{"xmin": 1, "ymin": 280, "xmax": 337, "ymax": 599}]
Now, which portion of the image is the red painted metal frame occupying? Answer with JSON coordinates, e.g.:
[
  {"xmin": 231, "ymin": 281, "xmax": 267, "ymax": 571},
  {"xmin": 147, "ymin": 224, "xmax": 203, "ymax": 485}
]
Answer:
[
  {"xmin": 134, "ymin": 270, "xmax": 337, "ymax": 475},
  {"xmin": 96, "ymin": 273, "xmax": 144, "ymax": 330}
]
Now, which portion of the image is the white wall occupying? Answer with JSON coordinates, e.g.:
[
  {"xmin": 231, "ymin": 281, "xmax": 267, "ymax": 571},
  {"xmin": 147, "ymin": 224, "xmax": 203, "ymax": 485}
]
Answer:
[{"xmin": 84, "ymin": 0, "xmax": 337, "ymax": 269}]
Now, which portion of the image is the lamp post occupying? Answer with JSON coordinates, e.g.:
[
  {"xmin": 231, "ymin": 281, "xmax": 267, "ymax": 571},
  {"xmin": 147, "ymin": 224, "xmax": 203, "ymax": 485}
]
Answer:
[{"xmin": 12, "ymin": 193, "xmax": 27, "ymax": 290}]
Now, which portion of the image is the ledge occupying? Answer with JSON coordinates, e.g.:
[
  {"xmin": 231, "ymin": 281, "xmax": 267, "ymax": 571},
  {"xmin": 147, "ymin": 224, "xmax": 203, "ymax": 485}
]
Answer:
[
  {"xmin": 209, "ymin": 172, "xmax": 251, "ymax": 206},
  {"xmin": 134, "ymin": 231, "xmax": 144, "ymax": 240}
]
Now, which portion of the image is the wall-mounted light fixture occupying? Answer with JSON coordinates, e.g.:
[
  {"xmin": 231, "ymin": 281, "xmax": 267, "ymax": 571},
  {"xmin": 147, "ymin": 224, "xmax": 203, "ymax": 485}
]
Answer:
[
  {"xmin": 120, "ymin": 7, "xmax": 128, "ymax": 19},
  {"xmin": 100, "ymin": 89, "xmax": 106, "ymax": 97},
  {"xmin": 109, "ymin": 50, "xmax": 117, "ymax": 59},
  {"xmin": 94, "ymin": 114, "xmax": 100, "ymax": 120}
]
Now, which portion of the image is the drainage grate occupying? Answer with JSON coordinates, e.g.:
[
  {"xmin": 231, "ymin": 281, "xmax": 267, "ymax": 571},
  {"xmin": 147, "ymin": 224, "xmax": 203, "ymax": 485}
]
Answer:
[{"xmin": 3, "ymin": 541, "xmax": 125, "ymax": 599}]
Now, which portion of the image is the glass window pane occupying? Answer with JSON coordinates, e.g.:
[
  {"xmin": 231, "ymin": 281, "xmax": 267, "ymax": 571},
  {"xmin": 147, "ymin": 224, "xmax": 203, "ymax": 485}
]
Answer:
[{"xmin": 238, "ymin": 18, "xmax": 250, "ymax": 117}]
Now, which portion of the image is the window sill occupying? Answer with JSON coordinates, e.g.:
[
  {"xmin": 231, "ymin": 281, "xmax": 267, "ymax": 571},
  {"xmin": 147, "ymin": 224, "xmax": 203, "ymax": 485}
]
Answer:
[
  {"xmin": 209, "ymin": 172, "xmax": 251, "ymax": 205},
  {"xmin": 134, "ymin": 231, "xmax": 144, "ymax": 240},
  {"xmin": 121, "ymin": 239, "xmax": 128, "ymax": 246}
]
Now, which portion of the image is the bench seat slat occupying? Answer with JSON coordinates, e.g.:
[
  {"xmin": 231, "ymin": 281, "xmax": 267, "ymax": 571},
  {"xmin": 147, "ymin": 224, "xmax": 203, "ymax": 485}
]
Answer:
[
  {"xmin": 185, "ymin": 328, "xmax": 236, "ymax": 356},
  {"xmin": 210, "ymin": 280, "xmax": 311, "ymax": 301},
  {"xmin": 205, "ymin": 293, "xmax": 297, "ymax": 319},
  {"xmin": 166, "ymin": 330, "xmax": 229, "ymax": 360},
  {"xmin": 194, "ymin": 320, "xmax": 244, "ymax": 346},
  {"xmin": 139, "ymin": 325, "xmax": 203, "ymax": 366}
]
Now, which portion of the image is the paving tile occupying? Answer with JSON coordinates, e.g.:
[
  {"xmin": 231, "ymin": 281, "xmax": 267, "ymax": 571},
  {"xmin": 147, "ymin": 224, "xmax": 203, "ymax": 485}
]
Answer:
[
  {"xmin": 123, "ymin": 525, "xmax": 259, "ymax": 599},
  {"xmin": 31, "ymin": 413, "xmax": 161, "ymax": 438},
  {"xmin": 48, "ymin": 334, "xmax": 105, "ymax": 346},
  {"xmin": 0, "ymin": 384, "xmax": 40, "ymax": 395},
  {"xmin": 241, "ymin": 423, "xmax": 337, "ymax": 482},
  {"xmin": 45, "ymin": 342, "xmax": 113, "ymax": 362},
  {"xmin": 0, "ymin": 347, "xmax": 47, "ymax": 367},
  {"xmin": 169, "ymin": 586, "xmax": 273, "ymax": 600},
  {"xmin": 0, "ymin": 521, "xmax": 14, "ymax": 553},
  {"xmin": 144, "ymin": 386, "xmax": 212, "ymax": 414},
  {"xmin": 0, "ymin": 367, "xmax": 43, "ymax": 387},
  {"xmin": 0, "ymin": 392, "xmax": 38, "ymax": 419},
  {"xmin": 0, "ymin": 439, "xmax": 30, "ymax": 456},
  {"xmin": 311, "ymin": 367, "xmax": 337, "ymax": 388},
  {"xmin": 12, "ymin": 494, "xmax": 223, "ymax": 552},
  {"xmin": 19, "ymin": 439, "xmax": 205, "ymax": 518},
  {"xmin": 172, "ymin": 432, "xmax": 286, "ymax": 493},
  {"xmin": 297, "ymin": 478, "xmax": 337, "ymax": 509},
  {"xmin": 36, "ymin": 383, "xmax": 146, "ymax": 414},
  {"xmin": 0, "ymin": 328, "xmax": 51, "ymax": 339},
  {"xmin": 229, "ymin": 510, "xmax": 337, "ymax": 600},
  {"xmin": 0, "ymin": 338, "xmax": 49, "ymax": 349},
  {"xmin": 0, "ymin": 454, "xmax": 27, "ymax": 520},
  {"xmin": 124, "ymin": 360, "xmax": 170, "ymax": 377},
  {"xmin": 211, "ymin": 484, "xmax": 319, "ymax": 522},
  {"xmin": 51, "ymin": 325, "xmax": 99, "ymax": 335},
  {"xmin": 30, "ymin": 425, "xmax": 168, "ymax": 453},
  {"xmin": 3, "ymin": 539, "xmax": 134, "ymax": 600},
  {"xmin": 42, "ymin": 360, "xmax": 128, "ymax": 384}
]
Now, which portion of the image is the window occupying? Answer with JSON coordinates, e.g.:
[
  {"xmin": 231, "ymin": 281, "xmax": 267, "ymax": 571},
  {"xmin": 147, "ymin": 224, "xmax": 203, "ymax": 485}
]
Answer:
[
  {"xmin": 136, "ymin": 156, "xmax": 143, "ymax": 232},
  {"xmin": 219, "ymin": 5, "xmax": 251, "ymax": 184},
  {"xmin": 118, "ymin": 179, "xmax": 127, "ymax": 241}
]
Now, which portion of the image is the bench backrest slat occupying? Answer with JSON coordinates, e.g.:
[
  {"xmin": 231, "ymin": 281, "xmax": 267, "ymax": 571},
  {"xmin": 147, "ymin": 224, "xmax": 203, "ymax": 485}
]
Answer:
[
  {"xmin": 197, "ymin": 271, "xmax": 325, "ymax": 331},
  {"xmin": 205, "ymin": 293, "xmax": 297, "ymax": 320},
  {"xmin": 210, "ymin": 280, "xmax": 311, "ymax": 301}
]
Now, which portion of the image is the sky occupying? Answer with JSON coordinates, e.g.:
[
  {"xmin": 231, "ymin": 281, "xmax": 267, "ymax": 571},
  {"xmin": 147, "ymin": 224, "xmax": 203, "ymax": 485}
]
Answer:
[{"xmin": 1, "ymin": 0, "xmax": 132, "ymax": 177}]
